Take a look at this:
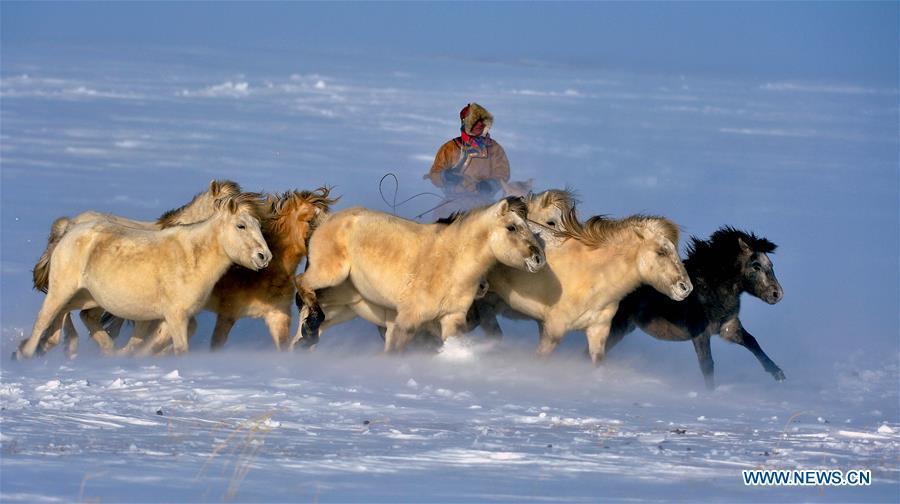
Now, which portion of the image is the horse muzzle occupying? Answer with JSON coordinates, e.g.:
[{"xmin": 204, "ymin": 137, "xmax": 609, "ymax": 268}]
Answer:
[
  {"xmin": 525, "ymin": 247, "xmax": 546, "ymax": 273},
  {"xmin": 671, "ymin": 279, "xmax": 693, "ymax": 301},
  {"xmin": 764, "ymin": 286, "xmax": 783, "ymax": 304},
  {"xmin": 252, "ymin": 250, "xmax": 272, "ymax": 270}
]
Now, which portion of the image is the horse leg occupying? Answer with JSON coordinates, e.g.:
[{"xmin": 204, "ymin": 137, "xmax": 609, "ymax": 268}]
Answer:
[
  {"xmin": 151, "ymin": 318, "xmax": 197, "ymax": 355},
  {"xmin": 295, "ymin": 257, "xmax": 350, "ymax": 338},
  {"xmin": 289, "ymin": 304, "xmax": 355, "ymax": 351},
  {"xmin": 119, "ymin": 320, "xmax": 157, "ymax": 356},
  {"xmin": 63, "ymin": 312, "xmax": 79, "ymax": 359},
  {"xmin": 472, "ymin": 299, "xmax": 504, "ymax": 341},
  {"xmin": 80, "ymin": 308, "xmax": 116, "ymax": 355},
  {"xmin": 163, "ymin": 312, "xmax": 190, "ymax": 355},
  {"xmin": 535, "ymin": 321, "xmax": 565, "ymax": 358},
  {"xmin": 384, "ymin": 313, "xmax": 417, "ymax": 353},
  {"xmin": 263, "ymin": 310, "xmax": 291, "ymax": 351},
  {"xmin": 720, "ymin": 318, "xmax": 785, "ymax": 382},
  {"xmin": 603, "ymin": 313, "xmax": 635, "ymax": 354},
  {"xmin": 439, "ymin": 312, "xmax": 468, "ymax": 342},
  {"xmin": 691, "ymin": 334, "xmax": 716, "ymax": 390},
  {"xmin": 38, "ymin": 313, "xmax": 66, "ymax": 355},
  {"xmin": 585, "ymin": 322, "xmax": 614, "ymax": 365},
  {"xmin": 210, "ymin": 315, "xmax": 237, "ymax": 351},
  {"xmin": 104, "ymin": 315, "xmax": 125, "ymax": 340},
  {"xmin": 17, "ymin": 286, "xmax": 76, "ymax": 359}
]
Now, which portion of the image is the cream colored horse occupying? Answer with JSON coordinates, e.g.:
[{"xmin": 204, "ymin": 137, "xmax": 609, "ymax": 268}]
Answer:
[
  {"xmin": 119, "ymin": 188, "xmax": 338, "ymax": 355},
  {"xmin": 31, "ymin": 180, "xmax": 243, "ymax": 357},
  {"xmin": 16, "ymin": 194, "xmax": 271, "ymax": 359},
  {"xmin": 292, "ymin": 197, "xmax": 546, "ymax": 352},
  {"xmin": 356, "ymin": 188, "xmax": 580, "ymax": 345},
  {"xmin": 487, "ymin": 208, "xmax": 693, "ymax": 363}
]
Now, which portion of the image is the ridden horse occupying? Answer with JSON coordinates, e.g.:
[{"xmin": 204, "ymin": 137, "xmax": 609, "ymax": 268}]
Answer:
[
  {"xmin": 292, "ymin": 197, "xmax": 546, "ymax": 352},
  {"xmin": 486, "ymin": 208, "xmax": 693, "ymax": 363},
  {"xmin": 16, "ymin": 194, "xmax": 271, "ymax": 359},
  {"xmin": 607, "ymin": 227, "xmax": 784, "ymax": 389}
]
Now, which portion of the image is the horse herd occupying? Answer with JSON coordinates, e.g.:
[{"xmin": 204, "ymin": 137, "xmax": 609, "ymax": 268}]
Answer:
[{"xmin": 16, "ymin": 179, "xmax": 785, "ymax": 388}]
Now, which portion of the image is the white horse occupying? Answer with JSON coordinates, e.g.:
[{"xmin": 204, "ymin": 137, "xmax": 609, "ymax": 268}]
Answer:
[{"xmin": 16, "ymin": 194, "xmax": 271, "ymax": 359}]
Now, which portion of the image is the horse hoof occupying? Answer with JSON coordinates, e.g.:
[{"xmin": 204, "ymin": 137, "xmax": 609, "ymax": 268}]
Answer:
[
  {"xmin": 772, "ymin": 369, "xmax": 786, "ymax": 381},
  {"xmin": 10, "ymin": 351, "xmax": 19, "ymax": 361},
  {"xmin": 296, "ymin": 333, "xmax": 319, "ymax": 349}
]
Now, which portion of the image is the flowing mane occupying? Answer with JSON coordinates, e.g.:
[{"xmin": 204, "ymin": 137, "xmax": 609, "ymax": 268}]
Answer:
[
  {"xmin": 157, "ymin": 179, "xmax": 243, "ymax": 227},
  {"xmin": 434, "ymin": 197, "xmax": 528, "ymax": 226},
  {"xmin": 267, "ymin": 186, "xmax": 339, "ymax": 237},
  {"xmin": 685, "ymin": 226, "xmax": 777, "ymax": 279},
  {"xmin": 555, "ymin": 207, "xmax": 680, "ymax": 247},
  {"xmin": 526, "ymin": 188, "xmax": 579, "ymax": 213}
]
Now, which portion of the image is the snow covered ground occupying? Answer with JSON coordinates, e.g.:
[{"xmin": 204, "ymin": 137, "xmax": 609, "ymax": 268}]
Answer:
[
  {"xmin": 1, "ymin": 340, "xmax": 898, "ymax": 502},
  {"xmin": 2, "ymin": 4, "xmax": 898, "ymax": 501}
]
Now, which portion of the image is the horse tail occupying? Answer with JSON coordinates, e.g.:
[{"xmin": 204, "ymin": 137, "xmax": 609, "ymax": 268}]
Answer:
[{"xmin": 32, "ymin": 216, "xmax": 72, "ymax": 293}]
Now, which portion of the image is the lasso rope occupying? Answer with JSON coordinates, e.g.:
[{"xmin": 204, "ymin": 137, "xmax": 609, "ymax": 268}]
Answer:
[{"xmin": 378, "ymin": 172, "xmax": 449, "ymax": 219}]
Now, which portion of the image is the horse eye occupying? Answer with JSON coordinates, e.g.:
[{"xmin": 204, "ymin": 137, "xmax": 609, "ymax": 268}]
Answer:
[
  {"xmin": 237, "ymin": 223, "xmax": 246, "ymax": 230},
  {"xmin": 507, "ymin": 225, "xmax": 516, "ymax": 232},
  {"xmin": 546, "ymin": 220, "xmax": 556, "ymax": 227},
  {"xmin": 657, "ymin": 248, "xmax": 667, "ymax": 256},
  {"xmin": 752, "ymin": 264, "xmax": 762, "ymax": 271}
]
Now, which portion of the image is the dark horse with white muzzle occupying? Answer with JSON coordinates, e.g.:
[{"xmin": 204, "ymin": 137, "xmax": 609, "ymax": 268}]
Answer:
[{"xmin": 606, "ymin": 227, "xmax": 784, "ymax": 389}]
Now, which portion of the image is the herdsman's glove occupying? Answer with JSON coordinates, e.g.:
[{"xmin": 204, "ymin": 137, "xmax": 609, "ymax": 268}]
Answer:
[{"xmin": 441, "ymin": 166, "xmax": 464, "ymax": 185}]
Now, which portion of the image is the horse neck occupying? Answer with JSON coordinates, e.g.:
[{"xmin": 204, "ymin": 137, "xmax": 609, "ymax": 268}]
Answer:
[
  {"xmin": 572, "ymin": 231, "xmax": 644, "ymax": 301},
  {"xmin": 168, "ymin": 194, "xmax": 217, "ymax": 225},
  {"xmin": 177, "ymin": 215, "xmax": 238, "ymax": 283},
  {"xmin": 687, "ymin": 258, "xmax": 744, "ymax": 304},
  {"xmin": 437, "ymin": 214, "xmax": 498, "ymax": 284},
  {"xmin": 264, "ymin": 217, "xmax": 307, "ymax": 275}
]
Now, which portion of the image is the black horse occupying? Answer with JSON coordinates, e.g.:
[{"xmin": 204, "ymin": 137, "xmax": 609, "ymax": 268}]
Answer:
[{"xmin": 606, "ymin": 227, "xmax": 784, "ymax": 389}]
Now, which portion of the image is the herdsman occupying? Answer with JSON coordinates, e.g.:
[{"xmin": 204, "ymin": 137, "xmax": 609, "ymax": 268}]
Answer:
[{"xmin": 425, "ymin": 103, "xmax": 511, "ymax": 216}]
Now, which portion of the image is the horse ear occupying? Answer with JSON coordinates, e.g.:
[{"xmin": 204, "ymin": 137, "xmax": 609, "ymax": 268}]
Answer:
[
  {"xmin": 738, "ymin": 237, "xmax": 752, "ymax": 254},
  {"xmin": 209, "ymin": 180, "xmax": 220, "ymax": 195},
  {"xmin": 496, "ymin": 198, "xmax": 510, "ymax": 215},
  {"xmin": 633, "ymin": 229, "xmax": 645, "ymax": 240},
  {"xmin": 227, "ymin": 198, "xmax": 238, "ymax": 214}
]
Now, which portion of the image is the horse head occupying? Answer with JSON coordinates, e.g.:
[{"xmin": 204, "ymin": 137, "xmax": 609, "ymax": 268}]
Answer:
[
  {"xmin": 735, "ymin": 232, "xmax": 782, "ymax": 304},
  {"xmin": 526, "ymin": 189, "xmax": 578, "ymax": 239},
  {"xmin": 487, "ymin": 197, "xmax": 545, "ymax": 273},
  {"xmin": 217, "ymin": 194, "xmax": 272, "ymax": 271},
  {"xmin": 633, "ymin": 219, "xmax": 692, "ymax": 301}
]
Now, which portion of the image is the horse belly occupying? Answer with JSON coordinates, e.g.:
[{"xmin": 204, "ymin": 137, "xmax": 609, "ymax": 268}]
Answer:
[
  {"xmin": 83, "ymin": 273, "xmax": 163, "ymax": 321},
  {"xmin": 348, "ymin": 269, "xmax": 398, "ymax": 309}
]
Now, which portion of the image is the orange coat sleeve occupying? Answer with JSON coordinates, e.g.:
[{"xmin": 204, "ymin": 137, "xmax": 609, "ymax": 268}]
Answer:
[{"xmin": 426, "ymin": 140, "xmax": 460, "ymax": 188}]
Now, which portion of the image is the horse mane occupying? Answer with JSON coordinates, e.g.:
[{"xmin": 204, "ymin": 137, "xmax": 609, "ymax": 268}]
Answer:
[
  {"xmin": 267, "ymin": 186, "xmax": 339, "ymax": 237},
  {"xmin": 434, "ymin": 197, "xmax": 528, "ymax": 226},
  {"xmin": 527, "ymin": 188, "xmax": 579, "ymax": 212},
  {"xmin": 555, "ymin": 207, "xmax": 680, "ymax": 248},
  {"xmin": 213, "ymin": 191, "xmax": 267, "ymax": 217},
  {"xmin": 684, "ymin": 226, "xmax": 777, "ymax": 279},
  {"xmin": 157, "ymin": 179, "xmax": 243, "ymax": 227}
]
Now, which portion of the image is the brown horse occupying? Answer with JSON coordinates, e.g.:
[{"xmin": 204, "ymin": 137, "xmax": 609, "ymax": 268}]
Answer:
[
  {"xmin": 486, "ymin": 208, "xmax": 693, "ymax": 363},
  {"xmin": 120, "ymin": 188, "xmax": 338, "ymax": 354},
  {"xmin": 16, "ymin": 194, "xmax": 271, "ymax": 359}
]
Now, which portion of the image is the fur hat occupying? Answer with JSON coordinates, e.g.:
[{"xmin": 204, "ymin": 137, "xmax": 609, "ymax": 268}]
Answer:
[{"xmin": 459, "ymin": 102, "xmax": 493, "ymax": 136}]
